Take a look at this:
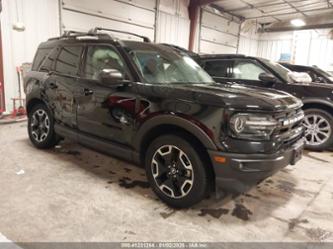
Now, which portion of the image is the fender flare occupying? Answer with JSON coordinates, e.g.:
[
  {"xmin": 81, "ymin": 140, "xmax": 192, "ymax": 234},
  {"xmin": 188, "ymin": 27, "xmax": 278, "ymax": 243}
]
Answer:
[
  {"xmin": 302, "ymin": 98, "xmax": 333, "ymax": 109},
  {"xmin": 133, "ymin": 114, "xmax": 217, "ymax": 151}
]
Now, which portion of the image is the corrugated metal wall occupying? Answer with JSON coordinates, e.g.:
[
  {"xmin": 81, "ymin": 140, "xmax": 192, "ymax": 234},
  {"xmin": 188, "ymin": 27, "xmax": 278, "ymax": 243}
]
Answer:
[
  {"xmin": 256, "ymin": 29, "xmax": 333, "ymax": 71},
  {"xmin": 155, "ymin": 0, "xmax": 190, "ymax": 49},
  {"xmin": 1, "ymin": 0, "xmax": 59, "ymax": 113},
  {"xmin": 256, "ymin": 32, "xmax": 294, "ymax": 61},
  {"xmin": 294, "ymin": 30, "xmax": 333, "ymax": 70},
  {"xmin": 62, "ymin": 0, "xmax": 156, "ymax": 41},
  {"xmin": 199, "ymin": 9, "xmax": 240, "ymax": 54}
]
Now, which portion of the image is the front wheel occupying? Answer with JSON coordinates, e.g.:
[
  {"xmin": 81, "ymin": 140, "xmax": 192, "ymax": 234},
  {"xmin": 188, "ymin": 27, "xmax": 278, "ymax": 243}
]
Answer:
[
  {"xmin": 145, "ymin": 135, "xmax": 209, "ymax": 208},
  {"xmin": 28, "ymin": 103, "xmax": 60, "ymax": 149},
  {"xmin": 303, "ymin": 108, "xmax": 333, "ymax": 151}
]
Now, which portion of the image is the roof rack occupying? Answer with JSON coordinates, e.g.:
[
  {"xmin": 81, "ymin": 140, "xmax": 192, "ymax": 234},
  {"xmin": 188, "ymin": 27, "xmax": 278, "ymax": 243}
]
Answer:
[
  {"xmin": 48, "ymin": 27, "xmax": 151, "ymax": 43},
  {"xmin": 48, "ymin": 30, "xmax": 112, "ymax": 41},
  {"xmin": 89, "ymin": 27, "xmax": 151, "ymax": 43}
]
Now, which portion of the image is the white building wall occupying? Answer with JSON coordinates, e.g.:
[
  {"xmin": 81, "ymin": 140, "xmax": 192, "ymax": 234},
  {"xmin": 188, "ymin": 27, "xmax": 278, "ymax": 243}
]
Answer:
[
  {"xmin": 238, "ymin": 21, "xmax": 259, "ymax": 56},
  {"xmin": 155, "ymin": 0, "xmax": 190, "ymax": 49},
  {"xmin": 255, "ymin": 29, "xmax": 333, "ymax": 71},
  {"xmin": 199, "ymin": 8, "xmax": 240, "ymax": 54},
  {"xmin": 61, "ymin": 0, "xmax": 156, "ymax": 41},
  {"xmin": 1, "ymin": 0, "xmax": 59, "ymax": 113}
]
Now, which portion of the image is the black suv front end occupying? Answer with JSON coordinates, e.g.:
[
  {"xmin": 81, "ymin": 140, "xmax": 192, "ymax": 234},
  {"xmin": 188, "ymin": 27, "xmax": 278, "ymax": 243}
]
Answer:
[{"xmin": 209, "ymin": 106, "xmax": 305, "ymax": 194}]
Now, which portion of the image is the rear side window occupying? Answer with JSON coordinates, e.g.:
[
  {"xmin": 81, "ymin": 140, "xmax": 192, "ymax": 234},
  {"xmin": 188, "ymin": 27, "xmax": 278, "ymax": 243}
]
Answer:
[
  {"xmin": 203, "ymin": 59, "xmax": 233, "ymax": 78},
  {"xmin": 55, "ymin": 46, "xmax": 83, "ymax": 76},
  {"xmin": 32, "ymin": 48, "xmax": 53, "ymax": 71},
  {"xmin": 40, "ymin": 47, "xmax": 59, "ymax": 72}
]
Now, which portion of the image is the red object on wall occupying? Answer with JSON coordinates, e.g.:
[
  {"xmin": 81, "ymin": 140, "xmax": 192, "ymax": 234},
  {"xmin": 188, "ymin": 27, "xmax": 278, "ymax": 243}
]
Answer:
[{"xmin": 0, "ymin": 22, "xmax": 5, "ymax": 114}]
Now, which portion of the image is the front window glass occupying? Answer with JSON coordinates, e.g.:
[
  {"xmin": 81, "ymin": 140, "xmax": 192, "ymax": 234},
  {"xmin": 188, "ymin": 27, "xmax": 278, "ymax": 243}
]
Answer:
[
  {"xmin": 261, "ymin": 58, "xmax": 291, "ymax": 82},
  {"xmin": 129, "ymin": 48, "xmax": 214, "ymax": 84},
  {"xmin": 315, "ymin": 67, "xmax": 333, "ymax": 78},
  {"xmin": 84, "ymin": 46, "xmax": 129, "ymax": 80},
  {"xmin": 231, "ymin": 60, "xmax": 268, "ymax": 80}
]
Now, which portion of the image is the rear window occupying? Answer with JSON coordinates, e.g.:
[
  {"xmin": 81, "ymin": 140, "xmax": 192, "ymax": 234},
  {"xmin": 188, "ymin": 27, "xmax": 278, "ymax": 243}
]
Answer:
[
  {"xmin": 55, "ymin": 46, "xmax": 83, "ymax": 76},
  {"xmin": 32, "ymin": 48, "xmax": 53, "ymax": 71}
]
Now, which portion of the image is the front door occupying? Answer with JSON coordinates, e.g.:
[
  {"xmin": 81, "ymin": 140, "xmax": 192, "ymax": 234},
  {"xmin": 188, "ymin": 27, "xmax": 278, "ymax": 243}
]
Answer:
[
  {"xmin": 203, "ymin": 58, "xmax": 272, "ymax": 88},
  {"xmin": 75, "ymin": 44, "xmax": 137, "ymax": 145}
]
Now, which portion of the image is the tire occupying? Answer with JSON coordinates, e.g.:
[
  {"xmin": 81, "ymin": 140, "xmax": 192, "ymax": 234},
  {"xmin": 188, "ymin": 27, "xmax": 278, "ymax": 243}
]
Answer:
[
  {"xmin": 303, "ymin": 108, "xmax": 333, "ymax": 151},
  {"xmin": 28, "ymin": 103, "xmax": 60, "ymax": 149},
  {"xmin": 145, "ymin": 134, "xmax": 209, "ymax": 208}
]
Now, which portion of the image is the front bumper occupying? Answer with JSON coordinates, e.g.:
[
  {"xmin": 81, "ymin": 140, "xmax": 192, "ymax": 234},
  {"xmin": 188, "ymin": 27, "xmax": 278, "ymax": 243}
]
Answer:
[{"xmin": 208, "ymin": 138, "xmax": 305, "ymax": 196}]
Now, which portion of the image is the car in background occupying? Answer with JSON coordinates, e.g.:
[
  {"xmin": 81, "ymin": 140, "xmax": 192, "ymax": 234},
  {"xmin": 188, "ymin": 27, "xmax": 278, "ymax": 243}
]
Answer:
[
  {"xmin": 198, "ymin": 54, "xmax": 333, "ymax": 151},
  {"xmin": 24, "ymin": 30, "xmax": 305, "ymax": 208},
  {"xmin": 280, "ymin": 63, "xmax": 333, "ymax": 84}
]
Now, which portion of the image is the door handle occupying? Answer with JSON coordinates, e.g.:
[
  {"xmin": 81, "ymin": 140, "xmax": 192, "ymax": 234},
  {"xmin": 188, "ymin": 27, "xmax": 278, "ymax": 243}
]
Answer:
[
  {"xmin": 48, "ymin": 82, "xmax": 58, "ymax": 89},
  {"xmin": 83, "ymin": 88, "xmax": 94, "ymax": 96}
]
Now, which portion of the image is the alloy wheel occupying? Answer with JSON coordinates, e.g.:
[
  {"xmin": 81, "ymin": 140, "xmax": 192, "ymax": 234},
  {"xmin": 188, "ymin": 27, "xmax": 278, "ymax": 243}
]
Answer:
[
  {"xmin": 30, "ymin": 109, "xmax": 50, "ymax": 143},
  {"xmin": 304, "ymin": 114, "xmax": 332, "ymax": 146},
  {"xmin": 151, "ymin": 145, "xmax": 194, "ymax": 199}
]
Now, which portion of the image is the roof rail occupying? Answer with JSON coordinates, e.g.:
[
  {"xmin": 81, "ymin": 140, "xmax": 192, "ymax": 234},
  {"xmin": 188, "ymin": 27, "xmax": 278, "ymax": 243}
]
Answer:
[
  {"xmin": 89, "ymin": 27, "xmax": 151, "ymax": 43},
  {"xmin": 48, "ymin": 30, "xmax": 112, "ymax": 41}
]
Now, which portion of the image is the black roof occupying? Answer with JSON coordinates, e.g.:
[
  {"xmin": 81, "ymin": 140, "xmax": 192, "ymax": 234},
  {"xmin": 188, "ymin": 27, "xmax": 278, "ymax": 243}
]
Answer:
[
  {"xmin": 199, "ymin": 54, "xmax": 247, "ymax": 59},
  {"xmin": 280, "ymin": 62, "xmax": 312, "ymax": 70}
]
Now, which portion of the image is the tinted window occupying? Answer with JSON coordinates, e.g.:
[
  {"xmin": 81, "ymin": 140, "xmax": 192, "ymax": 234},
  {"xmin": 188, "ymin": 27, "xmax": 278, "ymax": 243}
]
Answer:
[
  {"xmin": 203, "ymin": 60, "xmax": 233, "ymax": 78},
  {"xmin": 55, "ymin": 46, "xmax": 82, "ymax": 76},
  {"xmin": 231, "ymin": 60, "xmax": 268, "ymax": 80},
  {"xmin": 32, "ymin": 48, "xmax": 52, "ymax": 71},
  {"xmin": 40, "ymin": 47, "xmax": 59, "ymax": 72},
  {"xmin": 84, "ymin": 46, "xmax": 128, "ymax": 80}
]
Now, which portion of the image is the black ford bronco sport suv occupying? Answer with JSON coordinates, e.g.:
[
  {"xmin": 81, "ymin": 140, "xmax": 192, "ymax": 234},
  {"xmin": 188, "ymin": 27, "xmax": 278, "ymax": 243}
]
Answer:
[{"xmin": 25, "ymin": 28, "xmax": 304, "ymax": 208}]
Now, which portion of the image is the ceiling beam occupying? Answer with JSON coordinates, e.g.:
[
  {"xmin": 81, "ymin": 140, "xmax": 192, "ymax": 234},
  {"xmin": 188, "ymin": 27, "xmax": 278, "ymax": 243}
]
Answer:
[
  {"xmin": 197, "ymin": 0, "xmax": 220, "ymax": 6},
  {"xmin": 261, "ymin": 11, "xmax": 333, "ymax": 32},
  {"xmin": 246, "ymin": 7, "xmax": 333, "ymax": 19},
  {"xmin": 224, "ymin": 0, "xmax": 316, "ymax": 13},
  {"xmin": 209, "ymin": 4, "xmax": 244, "ymax": 21}
]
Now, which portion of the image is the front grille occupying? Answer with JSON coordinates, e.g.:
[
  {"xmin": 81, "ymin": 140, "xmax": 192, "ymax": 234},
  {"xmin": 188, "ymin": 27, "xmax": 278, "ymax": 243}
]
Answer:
[{"xmin": 273, "ymin": 108, "xmax": 304, "ymax": 145}]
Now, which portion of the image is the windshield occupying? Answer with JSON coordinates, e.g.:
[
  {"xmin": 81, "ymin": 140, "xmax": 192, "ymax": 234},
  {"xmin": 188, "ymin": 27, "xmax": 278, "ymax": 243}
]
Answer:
[
  {"xmin": 260, "ymin": 58, "xmax": 291, "ymax": 82},
  {"xmin": 315, "ymin": 67, "xmax": 333, "ymax": 78},
  {"xmin": 128, "ymin": 48, "xmax": 214, "ymax": 84}
]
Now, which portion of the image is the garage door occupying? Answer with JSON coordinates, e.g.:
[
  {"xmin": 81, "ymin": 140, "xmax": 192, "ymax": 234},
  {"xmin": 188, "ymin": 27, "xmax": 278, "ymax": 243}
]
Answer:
[
  {"xmin": 199, "ymin": 9, "xmax": 240, "ymax": 54},
  {"xmin": 61, "ymin": 0, "xmax": 156, "ymax": 41}
]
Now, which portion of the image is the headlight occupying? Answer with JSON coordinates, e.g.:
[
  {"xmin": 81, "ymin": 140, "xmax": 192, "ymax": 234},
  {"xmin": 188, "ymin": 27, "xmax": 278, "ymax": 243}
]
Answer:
[{"xmin": 229, "ymin": 113, "xmax": 278, "ymax": 140}]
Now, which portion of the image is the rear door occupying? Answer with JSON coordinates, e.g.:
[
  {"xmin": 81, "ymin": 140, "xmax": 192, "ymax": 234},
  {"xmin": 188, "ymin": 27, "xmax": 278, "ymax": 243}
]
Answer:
[
  {"xmin": 49, "ymin": 45, "xmax": 83, "ymax": 128},
  {"xmin": 75, "ymin": 44, "xmax": 137, "ymax": 145}
]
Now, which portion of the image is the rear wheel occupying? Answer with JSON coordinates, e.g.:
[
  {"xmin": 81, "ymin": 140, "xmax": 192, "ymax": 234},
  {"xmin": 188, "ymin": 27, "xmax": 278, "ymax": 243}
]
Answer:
[
  {"xmin": 145, "ymin": 134, "xmax": 209, "ymax": 208},
  {"xmin": 303, "ymin": 108, "xmax": 333, "ymax": 151},
  {"xmin": 28, "ymin": 103, "xmax": 60, "ymax": 149}
]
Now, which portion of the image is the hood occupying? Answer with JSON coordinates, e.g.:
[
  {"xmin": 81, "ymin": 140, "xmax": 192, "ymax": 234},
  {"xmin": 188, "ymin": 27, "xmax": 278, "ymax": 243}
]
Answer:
[
  {"xmin": 291, "ymin": 81, "xmax": 333, "ymax": 88},
  {"xmin": 134, "ymin": 82, "xmax": 302, "ymax": 112}
]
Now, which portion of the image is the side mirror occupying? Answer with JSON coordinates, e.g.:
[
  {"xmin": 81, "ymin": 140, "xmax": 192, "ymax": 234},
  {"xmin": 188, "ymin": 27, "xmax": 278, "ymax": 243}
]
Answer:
[
  {"xmin": 259, "ymin": 72, "xmax": 277, "ymax": 85},
  {"xmin": 98, "ymin": 69, "xmax": 125, "ymax": 84},
  {"xmin": 314, "ymin": 76, "xmax": 325, "ymax": 83}
]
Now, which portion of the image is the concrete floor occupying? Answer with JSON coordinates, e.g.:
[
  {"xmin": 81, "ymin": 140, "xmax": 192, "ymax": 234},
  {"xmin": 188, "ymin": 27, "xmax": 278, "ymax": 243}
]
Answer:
[{"xmin": 0, "ymin": 122, "xmax": 333, "ymax": 242}]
